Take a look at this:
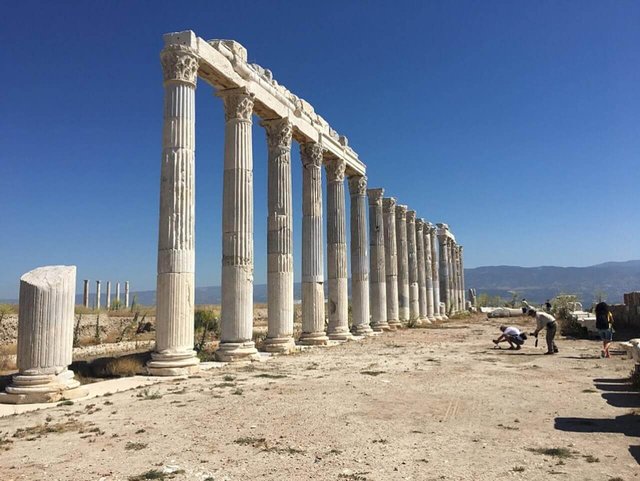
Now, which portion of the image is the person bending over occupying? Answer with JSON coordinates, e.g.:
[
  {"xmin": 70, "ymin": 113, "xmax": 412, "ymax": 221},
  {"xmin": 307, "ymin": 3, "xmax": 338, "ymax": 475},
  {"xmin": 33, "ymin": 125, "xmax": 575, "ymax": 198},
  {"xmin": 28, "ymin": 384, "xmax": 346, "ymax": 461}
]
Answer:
[
  {"xmin": 493, "ymin": 325, "xmax": 527, "ymax": 350},
  {"xmin": 529, "ymin": 309, "xmax": 558, "ymax": 355}
]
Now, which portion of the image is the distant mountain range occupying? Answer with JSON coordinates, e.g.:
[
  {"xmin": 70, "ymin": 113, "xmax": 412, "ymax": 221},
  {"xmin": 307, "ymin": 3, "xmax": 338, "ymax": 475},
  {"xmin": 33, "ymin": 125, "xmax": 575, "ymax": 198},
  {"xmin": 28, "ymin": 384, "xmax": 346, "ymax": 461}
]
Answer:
[{"xmin": 2, "ymin": 260, "xmax": 638, "ymax": 307}]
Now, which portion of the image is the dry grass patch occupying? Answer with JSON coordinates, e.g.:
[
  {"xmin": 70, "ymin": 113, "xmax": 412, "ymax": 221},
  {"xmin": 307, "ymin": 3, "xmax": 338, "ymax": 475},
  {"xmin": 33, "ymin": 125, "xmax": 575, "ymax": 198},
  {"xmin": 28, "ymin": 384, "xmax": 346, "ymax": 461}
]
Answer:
[
  {"xmin": 125, "ymin": 441, "xmax": 148, "ymax": 451},
  {"xmin": 528, "ymin": 447, "xmax": 573, "ymax": 459},
  {"xmin": 13, "ymin": 420, "xmax": 87, "ymax": 439}
]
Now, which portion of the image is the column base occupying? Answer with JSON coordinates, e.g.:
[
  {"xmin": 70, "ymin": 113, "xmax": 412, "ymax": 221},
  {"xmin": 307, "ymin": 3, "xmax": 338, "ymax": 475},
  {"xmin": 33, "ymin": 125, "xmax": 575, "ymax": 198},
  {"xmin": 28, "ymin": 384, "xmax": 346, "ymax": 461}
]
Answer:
[
  {"xmin": 421, "ymin": 318, "xmax": 432, "ymax": 325},
  {"xmin": 327, "ymin": 327, "xmax": 354, "ymax": 341},
  {"xmin": 351, "ymin": 324, "xmax": 375, "ymax": 336},
  {"xmin": 0, "ymin": 370, "xmax": 88, "ymax": 405},
  {"xmin": 298, "ymin": 332, "xmax": 330, "ymax": 346},
  {"xmin": 147, "ymin": 350, "xmax": 200, "ymax": 376},
  {"xmin": 371, "ymin": 322, "xmax": 392, "ymax": 332},
  {"xmin": 387, "ymin": 320, "xmax": 402, "ymax": 330},
  {"xmin": 261, "ymin": 336, "xmax": 296, "ymax": 354},
  {"xmin": 214, "ymin": 341, "xmax": 260, "ymax": 362}
]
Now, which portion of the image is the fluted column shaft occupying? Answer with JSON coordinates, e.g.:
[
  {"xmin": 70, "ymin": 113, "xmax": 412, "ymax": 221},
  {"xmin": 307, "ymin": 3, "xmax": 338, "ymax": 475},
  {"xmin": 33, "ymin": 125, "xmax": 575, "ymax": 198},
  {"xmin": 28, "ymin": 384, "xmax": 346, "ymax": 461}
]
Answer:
[
  {"xmin": 262, "ymin": 118, "xmax": 295, "ymax": 353},
  {"xmin": 349, "ymin": 175, "xmax": 372, "ymax": 335},
  {"xmin": 326, "ymin": 159, "xmax": 353, "ymax": 340},
  {"xmin": 437, "ymin": 228, "xmax": 451, "ymax": 316},
  {"xmin": 406, "ymin": 211, "xmax": 420, "ymax": 323},
  {"xmin": 430, "ymin": 228, "xmax": 443, "ymax": 320},
  {"xmin": 460, "ymin": 246, "xmax": 466, "ymax": 309},
  {"xmin": 383, "ymin": 198, "xmax": 401, "ymax": 329},
  {"xmin": 299, "ymin": 143, "xmax": 329, "ymax": 345},
  {"xmin": 448, "ymin": 240, "xmax": 456, "ymax": 313},
  {"xmin": 415, "ymin": 219, "xmax": 428, "ymax": 322},
  {"xmin": 424, "ymin": 224, "xmax": 435, "ymax": 321},
  {"xmin": 150, "ymin": 45, "xmax": 200, "ymax": 374},
  {"xmin": 368, "ymin": 189, "xmax": 389, "ymax": 331},
  {"xmin": 215, "ymin": 87, "xmax": 259, "ymax": 362},
  {"xmin": 395, "ymin": 205, "xmax": 410, "ymax": 323}
]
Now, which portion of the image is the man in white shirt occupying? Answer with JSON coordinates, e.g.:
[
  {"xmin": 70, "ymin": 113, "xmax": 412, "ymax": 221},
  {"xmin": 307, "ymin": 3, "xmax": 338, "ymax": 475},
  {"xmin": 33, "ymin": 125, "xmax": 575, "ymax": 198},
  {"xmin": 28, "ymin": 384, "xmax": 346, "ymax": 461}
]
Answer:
[
  {"xmin": 493, "ymin": 325, "xmax": 526, "ymax": 350},
  {"xmin": 529, "ymin": 309, "xmax": 559, "ymax": 355}
]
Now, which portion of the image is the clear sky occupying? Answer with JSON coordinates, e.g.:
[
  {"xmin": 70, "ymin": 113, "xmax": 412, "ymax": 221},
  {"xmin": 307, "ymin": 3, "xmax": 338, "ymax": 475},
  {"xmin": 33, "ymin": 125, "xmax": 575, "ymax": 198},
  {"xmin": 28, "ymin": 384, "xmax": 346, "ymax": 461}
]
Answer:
[{"xmin": 1, "ymin": 0, "xmax": 638, "ymax": 299}]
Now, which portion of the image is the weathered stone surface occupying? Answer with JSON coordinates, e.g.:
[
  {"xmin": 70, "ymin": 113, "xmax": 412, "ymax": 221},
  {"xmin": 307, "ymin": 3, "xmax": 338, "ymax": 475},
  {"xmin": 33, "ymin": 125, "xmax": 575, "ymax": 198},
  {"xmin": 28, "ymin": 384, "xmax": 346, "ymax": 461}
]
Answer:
[
  {"xmin": 383, "ymin": 198, "xmax": 401, "ymax": 329},
  {"xmin": 424, "ymin": 223, "xmax": 436, "ymax": 321},
  {"xmin": 368, "ymin": 189, "xmax": 390, "ymax": 332},
  {"xmin": 415, "ymin": 219, "xmax": 429, "ymax": 323},
  {"xmin": 406, "ymin": 210, "xmax": 420, "ymax": 324},
  {"xmin": 395, "ymin": 205, "xmax": 410, "ymax": 323}
]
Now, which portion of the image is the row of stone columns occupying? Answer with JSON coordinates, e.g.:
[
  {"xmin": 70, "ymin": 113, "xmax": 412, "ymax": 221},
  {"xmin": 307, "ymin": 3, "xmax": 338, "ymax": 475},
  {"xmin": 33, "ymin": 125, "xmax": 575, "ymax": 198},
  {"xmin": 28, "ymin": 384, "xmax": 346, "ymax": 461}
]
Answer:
[
  {"xmin": 437, "ymin": 224, "xmax": 465, "ymax": 315},
  {"xmin": 82, "ymin": 279, "xmax": 130, "ymax": 309}
]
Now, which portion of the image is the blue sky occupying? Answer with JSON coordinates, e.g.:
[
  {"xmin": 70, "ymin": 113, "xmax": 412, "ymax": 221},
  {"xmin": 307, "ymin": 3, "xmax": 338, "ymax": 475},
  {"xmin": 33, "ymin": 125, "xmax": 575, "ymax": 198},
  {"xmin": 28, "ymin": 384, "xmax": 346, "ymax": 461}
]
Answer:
[{"xmin": 1, "ymin": 0, "xmax": 638, "ymax": 299}]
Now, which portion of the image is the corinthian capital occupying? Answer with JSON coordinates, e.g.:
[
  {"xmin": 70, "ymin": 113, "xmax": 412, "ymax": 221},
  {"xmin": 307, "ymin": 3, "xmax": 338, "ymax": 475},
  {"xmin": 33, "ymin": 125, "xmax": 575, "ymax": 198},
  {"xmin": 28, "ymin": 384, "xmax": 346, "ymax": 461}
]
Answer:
[
  {"xmin": 161, "ymin": 45, "xmax": 199, "ymax": 86},
  {"xmin": 261, "ymin": 117, "xmax": 292, "ymax": 155},
  {"xmin": 395, "ymin": 204, "xmax": 408, "ymax": 220},
  {"xmin": 406, "ymin": 210, "xmax": 416, "ymax": 223},
  {"xmin": 367, "ymin": 188, "xmax": 384, "ymax": 205},
  {"xmin": 218, "ymin": 87, "xmax": 255, "ymax": 122},
  {"xmin": 348, "ymin": 175, "xmax": 367, "ymax": 196},
  {"xmin": 325, "ymin": 158, "xmax": 346, "ymax": 182},
  {"xmin": 416, "ymin": 218, "xmax": 425, "ymax": 230},
  {"xmin": 300, "ymin": 142, "xmax": 323, "ymax": 167},
  {"xmin": 383, "ymin": 197, "xmax": 396, "ymax": 213}
]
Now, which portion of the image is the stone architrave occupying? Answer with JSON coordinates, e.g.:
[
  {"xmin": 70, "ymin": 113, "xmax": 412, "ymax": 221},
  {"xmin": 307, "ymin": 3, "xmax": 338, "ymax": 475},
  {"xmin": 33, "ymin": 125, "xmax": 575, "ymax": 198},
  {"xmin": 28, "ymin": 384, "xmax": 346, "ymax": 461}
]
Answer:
[
  {"xmin": 415, "ymin": 219, "xmax": 429, "ymax": 323},
  {"xmin": 83, "ymin": 280, "xmax": 90, "ymax": 308},
  {"xmin": 406, "ymin": 210, "xmax": 420, "ymax": 324},
  {"xmin": 95, "ymin": 280, "xmax": 101, "ymax": 310},
  {"xmin": 349, "ymin": 175, "xmax": 373, "ymax": 336},
  {"xmin": 261, "ymin": 117, "xmax": 295, "ymax": 353},
  {"xmin": 106, "ymin": 281, "xmax": 112, "ymax": 309},
  {"xmin": 424, "ymin": 223, "xmax": 436, "ymax": 321},
  {"xmin": 430, "ymin": 227, "xmax": 443, "ymax": 320},
  {"xmin": 124, "ymin": 281, "xmax": 130, "ymax": 308},
  {"xmin": 0, "ymin": 266, "xmax": 87, "ymax": 404},
  {"xmin": 325, "ymin": 158, "xmax": 353, "ymax": 340},
  {"xmin": 368, "ymin": 189, "xmax": 390, "ymax": 332},
  {"xmin": 298, "ymin": 143, "xmax": 329, "ymax": 345},
  {"xmin": 215, "ymin": 87, "xmax": 260, "ymax": 362},
  {"xmin": 383, "ymin": 198, "xmax": 401, "ymax": 329},
  {"xmin": 148, "ymin": 44, "xmax": 200, "ymax": 375},
  {"xmin": 395, "ymin": 205, "xmax": 410, "ymax": 323}
]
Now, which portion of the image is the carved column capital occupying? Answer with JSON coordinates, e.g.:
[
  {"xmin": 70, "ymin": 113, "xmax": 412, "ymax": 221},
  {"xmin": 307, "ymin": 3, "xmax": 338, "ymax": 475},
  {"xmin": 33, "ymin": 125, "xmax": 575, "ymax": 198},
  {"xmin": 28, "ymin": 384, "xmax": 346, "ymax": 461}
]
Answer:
[
  {"xmin": 348, "ymin": 175, "xmax": 367, "ymax": 197},
  {"xmin": 325, "ymin": 158, "xmax": 346, "ymax": 182},
  {"xmin": 367, "ymin": 188, "xmax": 384, "ymax": 205},
  {"xmin": 416, "ymin": 218, "xmax": 425, "ymax": 230},
  {"xmin": 383, "ymin": 197, "xmax": 397, "ymax": 213},
  {"xmin": 261, "ymin": 117, "xmax": 293, "ymax": 157},
  {"xmin": 218, "ymin": 88, "xmax": 255, "ymax": 122},
  {"xmin": 406, "ymin": 210, "xmax": 416, "ymax": 223},
  {"xmin": 300, "ymin": 142, "xmax": 323, "ymax": 167},
  {"xmin": 395, "ymin": 204, "xmax": 408, "ymax": 220},
  {"xmin": 161, "ymin": 45, "xmax": 199, "ymax": 86}
]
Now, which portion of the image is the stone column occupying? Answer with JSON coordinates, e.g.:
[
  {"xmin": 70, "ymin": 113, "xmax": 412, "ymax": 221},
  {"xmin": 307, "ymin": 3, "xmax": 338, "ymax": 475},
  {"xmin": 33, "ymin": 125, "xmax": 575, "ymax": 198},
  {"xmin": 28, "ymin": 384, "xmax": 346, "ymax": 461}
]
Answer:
[
  {"xmin": 261, "ymin": 117, "xmax": 295, "ymax": 353},
  {"xmin": 406, "ymin": 210, "xmax": 420, "ymax": 324},
  {"xmin": 424, "ymin": 223, "xmax": 436, "ymax": 321},
  {"xmin": 116, "ymin": 282, "xmax": 121, "ymax": 305},
  {"xmin": 395, "ymin": 205, "xmax": 410, "ymax": 323},
  {"xmin": 95, "ymin": 280, "xmax": 101, "ymax": 310},
  {"xmin": 326, "ymin": 158, "xmax": 352, "ymax": 340},
  {"xmin": 430, "ymin": 227, "xmax": 444, "ymax": 320},
  {"xmin": 83, "ymin": 280, "xmax": 90, "ymax": 308},
  {"xmin": 415, "ymin": 219, "xmax": 429, "ymax": 323},
  {"xmin": 124, "ymin": 281, "xmax": 130, "ymax": 308},
  {"xmin": 148, "ymin": 44, "xmax": 200, "ymax": 375},
  {"xmin": 437, "ymin": 225, "xmax": 451, "ymax": 316},
  {"xmin": 449, "ymin": 240, "xmax": 457, "ymax": 313},
  {"xmin": 368, "ymin": 189, "xmax": 390, "ymax": 331},
  {"xmin": 215, "ymin": 87, "xmax": 259, "ymax": 362},
  {"xmin": 460, "ymin": 246, "xmax": 466, "ymax": 309},
  {"xmin": 383, "ymin": 198, "xmax": 401, "ymax": 329},
  {"xmin": 0, "ymin": 266, "xmax": 87, "ymax": 404},
  {"xmin": 349, "ymin": 175, "xmax": 373, "ymax": 336},
  {"xmin": 454, "ymin": 244, "xmax": 461, "ymax": 312},
  {"xmin": 299, "ymin": 142, "xmax": 329, "ymax": 345},
  {"xmin": 106, "ymin": 281, "xmax": 112, "ymax": 309}
]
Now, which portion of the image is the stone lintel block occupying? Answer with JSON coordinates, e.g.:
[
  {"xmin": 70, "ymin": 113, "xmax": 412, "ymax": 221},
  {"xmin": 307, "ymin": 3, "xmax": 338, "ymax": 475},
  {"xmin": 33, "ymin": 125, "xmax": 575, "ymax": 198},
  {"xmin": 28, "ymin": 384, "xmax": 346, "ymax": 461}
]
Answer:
[{"xmin": 164, "ymin": 30, "xmax": 197, "ymax": 48}]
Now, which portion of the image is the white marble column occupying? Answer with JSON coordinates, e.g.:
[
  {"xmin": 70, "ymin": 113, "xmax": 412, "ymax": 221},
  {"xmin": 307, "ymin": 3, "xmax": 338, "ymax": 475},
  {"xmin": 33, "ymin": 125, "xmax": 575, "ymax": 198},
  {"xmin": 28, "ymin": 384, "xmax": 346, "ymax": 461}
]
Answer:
[
  {"xmin": 383, "ymin": 198, "xmax": 401, "ymax": 329},
  {"xmin": 395, "ymin": 204, "xmax": 410, "ymax": 324},
  {"xmin": 437, "ymin": 225, "xmax": 451, "ymax": 316},
  {"xmin": 415, "ymin": 219, "xmax": 429, "ymax": 323},
  {"xmin": 106, "ymin": 281, "xmax": 112, "ymax": 309},
  {"xmin": 368, "ymin": 189, "xmax": 390, "ymax": 332},
  {"xmin": 83, "ymin": 280, "xmax": 89, "ymax": 308},
  {"xmin": 261, "ymin": 117, "xmax": 295, "ymax": 353},
  {"xmin": 0, "ymin": 266, "xmax": 87, "ymax": 404},
  {"xmin": 349, "ymin": 175, "xmax": 373, "ymax": 336},
  {"xmin": 406, "ymin": 210, "xmax": 420, "ymax": 324},
  {"xmin": 448, "ymin": 239, "xmax": 456, "ymax": 313},
  {"xmin": 124, "ymin": 281, "xmax": 130, "ymax": 308},
  {"xmin": 215, "ymin": 87, "xmax": 259, "ymax": 362},
  {"xmin": 95, "ymin": 280, "xmax": 101, "ymax": 310},
  {"xmin": 326, "ymin": 158, "xmax": 353, "ymax": 340},
  {"xmin": 116, "ymin": 282, "xmax": 121, "ymax": 305},
  {"xmin": 148, "ymin": 44, "xmax": 200, "ymax": 375},
  {"xmin": 453, "ymin": 244, "xmax": 461, "ymax": 313},
  {"xmin": 424, "ymin": 223, "xmax": 436, "ymax": 321},
  {"xmin": 299, "ymin": 142, "xmax": 329, "ymax": 345},
  {"xmin": 430, "ymin": 226, "xmax": 444, "ymax": 320},
  {"xmin": 460, "ymin": 246, "xmax": 466, "ymax": 309}
]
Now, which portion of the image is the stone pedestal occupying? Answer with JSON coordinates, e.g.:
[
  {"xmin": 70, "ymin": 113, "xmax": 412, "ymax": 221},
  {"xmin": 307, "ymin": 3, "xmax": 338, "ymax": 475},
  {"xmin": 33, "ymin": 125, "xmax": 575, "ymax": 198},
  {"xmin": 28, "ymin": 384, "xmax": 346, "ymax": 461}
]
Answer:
[
  {"xmin": 326, "ymin": 159, "xmax": 353, "ymax": 341},
  {"xmin": 383, "ymin": 198, "xmax": 401, "ymax": 329},
  {"xmin": 349, "ymin": 175, "xmax": 373, "ymax": 336},
  {"xmin": 1, "ymin": 266, "xmax": 87, "ymax": 404},
  {"xmin": 149, "ymin": 44, "xmax": 201, "ymax": 375},
  {"xmin": 406, "ymin": 211, "xmax": 420, "ymax": 325},
  {"xmin": 83, "ymin": 279, "xmax": 89, "ymax": 308},
  {"xmin": 424, "ymin": 223, "xmax": 436, "ymax": 321},
  {"xmin": 430, "ymin": 225, "xmax": 444, "ymax": 320},
  {"xmin": 368, "ymin": 189, "xmax": 390, "ymax": 332},
  {"xmin": 415, "ymin": 219, "xmax": 430, "ymax": 323},
  {"xmin": 299, "ymin": 143, "xmax": 329, "ymax": 346},
  {"xmin": 395, "ymin": 205, "xmax": 410, "ymax": 324},
  {"xmin": 261, "ymin": 117, "xmax": 295, "ymax": 354},
  {"xmin": 215, "ymin": 87, "xmax": 259, "ymax": 362}
]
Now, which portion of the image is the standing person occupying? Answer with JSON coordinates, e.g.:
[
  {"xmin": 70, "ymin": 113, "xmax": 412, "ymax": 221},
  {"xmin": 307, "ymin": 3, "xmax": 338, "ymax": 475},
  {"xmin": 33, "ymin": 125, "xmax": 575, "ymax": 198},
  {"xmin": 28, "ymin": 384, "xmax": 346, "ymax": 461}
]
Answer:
[
  {"xmin": 545, "ymin": 300, "xmax": 552, "ymax": 313},
  {"xmin": 521, "ymin": 298, "xmax": 532, "ymax": 314},
  {"xmin": 528, "ymin": 308, "xmax": 559, "ymax": 355},
  {"xmin": 493, "ymin": 325, "xmax": 527, "ymax": 350},
  {"xmin": 595, "ymin": 302, "xmax": 614, "ymax": 358}
]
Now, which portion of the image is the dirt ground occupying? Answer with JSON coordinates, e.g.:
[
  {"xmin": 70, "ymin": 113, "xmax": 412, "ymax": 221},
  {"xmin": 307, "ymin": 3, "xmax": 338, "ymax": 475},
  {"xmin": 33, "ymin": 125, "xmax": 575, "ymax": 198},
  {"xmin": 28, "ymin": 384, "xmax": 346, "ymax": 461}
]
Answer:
[{"xmin": 0, "ymin": 313, "xmax": 638, "ymax": 481}]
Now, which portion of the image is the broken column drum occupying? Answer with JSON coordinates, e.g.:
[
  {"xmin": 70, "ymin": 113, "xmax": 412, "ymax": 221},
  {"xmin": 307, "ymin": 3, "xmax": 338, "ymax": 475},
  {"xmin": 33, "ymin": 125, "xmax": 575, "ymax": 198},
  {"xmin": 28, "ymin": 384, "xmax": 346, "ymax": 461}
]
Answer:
[
  {"xmin": 368, "ymin": 189, "xmax": 390, "ymax": 331},
  {"xmin": 415, "ymin": 219, "xmax": 428, "ymax": 322},
  {"xmin": 326, "ymin": 158, "xmax": 353, "ymax": 340},
  {"xmin": 349, "ymin": 175, "xmax": 373, "ymax": 336},
  {"xmin": 262, "ymin": 117, "xmax": 296, "ymax": 353},
  {"xmin": 395, "ymin": 205, "xmax": 410, "ymax": 323},
  {"xmin": 0, "ymin": 266, "xmax": 87, "ymax": 404},
  {"xmin": 299, "ymin": 143, "xmax": 329, "ymax": 345},
  {"xmin": 406, "ymin": 210, "xmax": 420, "ymax": 323},
  {"xmin": 383, "ymin": 198, "xmax": 401, "ymax": 329},
  {"xmin": 148, "ymin": 44, "xmax": 200, "ymax": 375}
]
